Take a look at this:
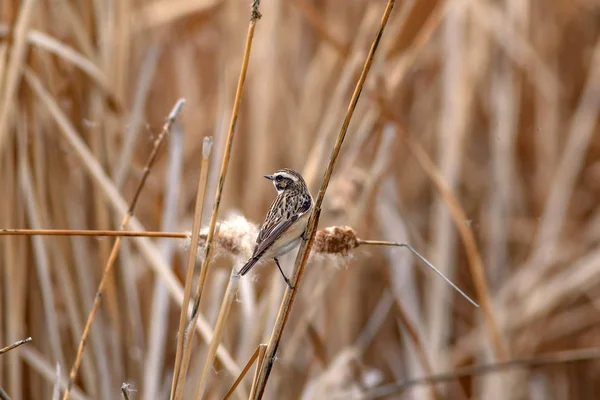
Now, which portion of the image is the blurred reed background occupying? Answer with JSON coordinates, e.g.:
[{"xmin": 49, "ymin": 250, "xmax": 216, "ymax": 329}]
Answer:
[{"xmin": 1, "ymin": 0, "xmax": 600, "ymax": 399}]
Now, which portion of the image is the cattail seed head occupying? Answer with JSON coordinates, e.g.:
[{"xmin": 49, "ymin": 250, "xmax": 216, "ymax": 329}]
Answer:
[
  {"xmin": 313, "ymin": 226, "xmax": 359, "ymax": 255},
  {"xmin": 194, "ymin": 213, "xmax": 259, "ymax": 260}
]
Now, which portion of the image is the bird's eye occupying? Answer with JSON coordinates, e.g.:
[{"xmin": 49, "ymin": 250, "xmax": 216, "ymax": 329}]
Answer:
[{"xmin": 275, "ymin": 175, "xmax": 282, "ymax": 182}]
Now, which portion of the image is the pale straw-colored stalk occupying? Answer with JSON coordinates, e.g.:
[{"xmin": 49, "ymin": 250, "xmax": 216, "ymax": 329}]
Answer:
[
  {"xmin": 169, "ymin": 136, "xmax": 214, "ymax": 397},
  {"xmin": 194, "ymin": 267, "xmax": 242, "ymax": 399},
  {"xmin": 169, "ymin": 2, "xmax": 262, "ymax": 398}
]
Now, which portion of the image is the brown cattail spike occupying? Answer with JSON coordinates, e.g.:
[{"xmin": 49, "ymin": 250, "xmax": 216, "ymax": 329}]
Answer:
[{"xmin": 313, "ymin": 226, "xmax": 359, "ymax": 255}]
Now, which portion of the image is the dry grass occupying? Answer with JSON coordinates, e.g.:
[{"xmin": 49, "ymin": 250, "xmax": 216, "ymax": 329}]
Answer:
[{"xmin": 1, "ymin": 0, "xmax": 600, "ymax": 399}]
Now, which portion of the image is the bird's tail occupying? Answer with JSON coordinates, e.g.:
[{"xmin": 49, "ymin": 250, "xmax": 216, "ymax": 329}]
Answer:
[{"xmin": 238, "ymin": 256, "xmax": 259, "ymax": 276}]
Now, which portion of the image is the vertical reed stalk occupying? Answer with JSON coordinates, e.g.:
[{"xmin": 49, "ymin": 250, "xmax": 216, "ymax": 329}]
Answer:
[
  {"xmin": 169, "ymin": 2, "xmax": 262, "ymax": 399},
  {"xmin": 194, "ymin": 267, "xmax": 241, "ymax": 399},
  {"xmin": 169, "ymin": 136, "xmax": 214, "ymax": 398},
  {"xmin": 250, "ymin": 1, "xmax": 395, "ymax": 398}
]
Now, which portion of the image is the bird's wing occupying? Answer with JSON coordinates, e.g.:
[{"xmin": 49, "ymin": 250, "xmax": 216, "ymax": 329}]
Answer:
[
  {"xmin": 238, "ymin": 214, "xmax": 300, "ymax": 276},
  {"xmin": 251, "ymin": 214, "xmax": 300, "ymax": 259},
  {"xmin": 252, "ymin": 193, "xmax": 311, "ymax": 258}
]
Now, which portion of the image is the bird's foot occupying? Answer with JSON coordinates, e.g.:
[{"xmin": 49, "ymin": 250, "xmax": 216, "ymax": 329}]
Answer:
[{"xmin": 284, "ymin": 278, "xmax": 295, "ymax": 290}]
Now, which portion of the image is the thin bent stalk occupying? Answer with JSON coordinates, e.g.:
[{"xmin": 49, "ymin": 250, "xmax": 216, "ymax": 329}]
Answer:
[
  {"xmin": 250, "ymin": 1, "xmax": 396, "ymax": 398},
  {"xmin": 358, "ymin": 240, "xmax": 478, "ymax": 307},
  {"xmin": 402, "ymin": 136, "xmax": 507, "ymax": 359},
  {"xmin": 169, "ymin": 2, "xmax": 262, "ymax": 399},
  {"xmin": 62, "ymin": 99, "xmax": 185, "ymax": 400}
]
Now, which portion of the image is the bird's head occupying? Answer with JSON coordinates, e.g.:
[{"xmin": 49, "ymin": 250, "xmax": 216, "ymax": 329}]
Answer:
[{"xmin": 264, "ymin": 168, "xmax": 306, "ymax": 194}]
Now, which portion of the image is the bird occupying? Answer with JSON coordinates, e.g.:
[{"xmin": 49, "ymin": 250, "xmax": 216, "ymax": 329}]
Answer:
[{"xmin": 238, "ymin": 168, "xmax": 313, "ymax": 289}]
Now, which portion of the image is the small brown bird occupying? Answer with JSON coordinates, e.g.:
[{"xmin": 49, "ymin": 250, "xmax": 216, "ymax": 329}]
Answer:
[{"xmin": 238, "ymin": 168, "xmax": 313, "ymax": 288}]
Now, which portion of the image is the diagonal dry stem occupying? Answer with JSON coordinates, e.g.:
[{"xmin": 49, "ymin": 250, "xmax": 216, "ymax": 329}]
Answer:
[
  {"xmin": 0, "ymin": 337, "xmax": 32, "ymax": 355},
  {"xmin": 393, "ymin": 300, "xmax": 440, "ymax": 400},
  {"xmin": 24, "ymin": 48, "xmax": 240, "ymax": 381},
  {"xmin": 223, "ymin": 345, "xmax": 264, "ymax": 400},
  {"xmin": 0, "ymin": 0, "xmax": 37, "ymax": 157},
  {"xmin": 250, "ymin": 1, "xmax": 396, "ymax": 398},
  {"xmin": 62, "ymin": 99, "xmax": 185, "ymax": 400},
  {"xmin": 170, "ymin": 2, "xmax": 262, "ymax": 398},
  {"xmin": 0, "ymin": 26, "xmax": 120, "ymax": 110},
  {"xmin": 401, "ymin": 136, "xmax": 507, "ymax": 358},
  {"xmin": 363, "ymin": 346, "xmax": 600, "ymax": 399}
]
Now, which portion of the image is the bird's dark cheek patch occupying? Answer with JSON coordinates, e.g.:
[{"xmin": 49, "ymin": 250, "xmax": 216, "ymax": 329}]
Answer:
[{"xmin": 303, "ymin": 198, "xmax": 311, "ymax": 211}]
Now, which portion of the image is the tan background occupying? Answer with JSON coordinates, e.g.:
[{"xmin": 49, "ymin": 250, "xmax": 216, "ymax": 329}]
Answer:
[{"xmin": 1, "ymin": 0, "xmax": 600, "ymax": 399}]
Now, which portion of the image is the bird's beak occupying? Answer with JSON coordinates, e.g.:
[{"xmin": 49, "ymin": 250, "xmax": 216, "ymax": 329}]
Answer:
[{"xmin": 264, "ymin": 174, "xmax": 274, "ymax": 180}]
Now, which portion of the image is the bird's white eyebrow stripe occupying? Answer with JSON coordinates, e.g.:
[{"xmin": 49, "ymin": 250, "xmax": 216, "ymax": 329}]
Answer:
[{"xmin": 276, "ymin": 171, "xmax": 297, "ymax": 181}]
